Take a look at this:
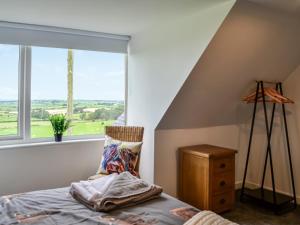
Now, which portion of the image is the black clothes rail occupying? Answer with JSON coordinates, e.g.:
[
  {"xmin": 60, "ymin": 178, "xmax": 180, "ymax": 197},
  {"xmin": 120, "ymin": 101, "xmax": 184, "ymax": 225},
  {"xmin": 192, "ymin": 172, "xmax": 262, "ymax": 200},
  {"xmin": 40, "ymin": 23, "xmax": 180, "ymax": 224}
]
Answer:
[{"xmin": 240, "ymin": 81, "xmax": 297, "ymax": 215}]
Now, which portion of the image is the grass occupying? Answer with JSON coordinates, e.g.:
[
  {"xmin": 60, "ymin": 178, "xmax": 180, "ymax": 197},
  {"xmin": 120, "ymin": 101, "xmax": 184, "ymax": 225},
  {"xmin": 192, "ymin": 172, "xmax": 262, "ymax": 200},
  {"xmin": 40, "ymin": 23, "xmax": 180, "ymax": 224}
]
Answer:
[
  {"xmin": 0, "ymin": 112, "xmax": 18, "ymax": 122},
  {"xmin": 0, "ymin": 119, "xmax": 115, "ymax": 138},
  {"xmin": 0, "ymin": 121, "xmax": 18, "ymax": 136},
  {"xmin": 0, "ymin": 100, "xmax": 124, "ymax": 139}
]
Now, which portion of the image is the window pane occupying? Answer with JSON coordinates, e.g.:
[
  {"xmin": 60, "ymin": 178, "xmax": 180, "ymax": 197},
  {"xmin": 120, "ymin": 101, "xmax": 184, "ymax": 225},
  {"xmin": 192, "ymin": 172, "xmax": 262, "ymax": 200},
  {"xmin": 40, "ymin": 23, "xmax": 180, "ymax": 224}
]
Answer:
[
  {"xmin": 70, "ymin": 50, "xmax": 125, "ymax": 136},
  {"xmin": 31, "ymin": 47, "xmax": 67, "ymax": 138},
  {"xmin": 31, "ymin": 46, "xmax": 125, "ymax": 138},
  {"xmin": 0, "ymin": 44, "xmax": 19, "ymax": 137}
]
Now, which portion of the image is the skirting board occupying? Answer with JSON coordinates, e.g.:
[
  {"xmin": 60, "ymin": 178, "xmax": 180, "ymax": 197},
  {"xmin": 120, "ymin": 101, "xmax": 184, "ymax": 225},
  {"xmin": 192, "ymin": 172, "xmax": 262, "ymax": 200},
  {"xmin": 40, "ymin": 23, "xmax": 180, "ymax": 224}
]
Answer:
[{"xmin": 235, "ymin": 181, "xmax": 300, "ymax": 203}]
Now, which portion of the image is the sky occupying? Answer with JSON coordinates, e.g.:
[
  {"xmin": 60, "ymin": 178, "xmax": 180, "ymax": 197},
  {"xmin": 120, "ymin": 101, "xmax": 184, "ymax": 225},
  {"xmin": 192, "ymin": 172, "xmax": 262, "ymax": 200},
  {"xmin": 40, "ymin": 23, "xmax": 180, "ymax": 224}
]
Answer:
[{"xmin": 0, "ymin": 44, "xmax": 125, "ymax": 101}]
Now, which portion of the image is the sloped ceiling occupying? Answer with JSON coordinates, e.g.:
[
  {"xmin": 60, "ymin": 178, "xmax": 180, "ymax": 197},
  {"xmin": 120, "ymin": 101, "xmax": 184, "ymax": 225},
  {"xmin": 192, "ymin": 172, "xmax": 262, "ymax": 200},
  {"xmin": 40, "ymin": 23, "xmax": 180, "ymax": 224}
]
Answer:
[
  {"xmin": 0, "ymin": 0, "xmax": 230, "ymax": 35},
  {"xmin": 157, "ymin": 0, "xmax": 300, "ymax": 129}
]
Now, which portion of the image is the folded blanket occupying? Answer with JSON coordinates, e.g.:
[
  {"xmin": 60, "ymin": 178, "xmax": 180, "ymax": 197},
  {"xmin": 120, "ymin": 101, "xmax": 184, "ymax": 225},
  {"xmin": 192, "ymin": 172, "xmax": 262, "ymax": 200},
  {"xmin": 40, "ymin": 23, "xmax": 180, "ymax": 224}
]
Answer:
[
  {"xmin": 70, "ymin": 172, "xmax": 163, "ymax": 212},
  {"xmin": 184, "ymin": 211, "xmax": 238, "ymax": 225}
]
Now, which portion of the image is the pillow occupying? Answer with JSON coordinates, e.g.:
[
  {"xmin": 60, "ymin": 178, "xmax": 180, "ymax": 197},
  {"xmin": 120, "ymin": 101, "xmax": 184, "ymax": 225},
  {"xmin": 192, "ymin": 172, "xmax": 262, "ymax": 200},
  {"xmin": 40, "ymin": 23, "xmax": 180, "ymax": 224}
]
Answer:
[{"xmin": 97, "ymin": 136, "xmax": 143, "ymax": 176}]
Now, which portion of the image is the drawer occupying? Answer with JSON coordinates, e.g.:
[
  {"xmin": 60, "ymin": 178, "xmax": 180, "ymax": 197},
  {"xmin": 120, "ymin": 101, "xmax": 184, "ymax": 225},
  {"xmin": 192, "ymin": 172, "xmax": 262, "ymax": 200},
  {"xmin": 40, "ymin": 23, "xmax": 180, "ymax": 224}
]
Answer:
[
  {"xmin": 212, "ymin": 172, "xmax": 234, "ymax": 194},
  {"xmin": 212, "ymin": 191, "xmax": 234, "ymax": 213},
  {"xmin": 212, "ymin": 157, "xmax": 234, "ymax": 174}
]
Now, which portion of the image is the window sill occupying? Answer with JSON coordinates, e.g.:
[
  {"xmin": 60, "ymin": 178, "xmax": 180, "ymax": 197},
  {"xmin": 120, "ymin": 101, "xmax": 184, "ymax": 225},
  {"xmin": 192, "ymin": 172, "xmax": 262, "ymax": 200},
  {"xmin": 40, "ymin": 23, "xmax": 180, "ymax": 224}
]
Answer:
[{"xmin": 0, "ymin": 137, "xmax": 105, "ymax": 150}]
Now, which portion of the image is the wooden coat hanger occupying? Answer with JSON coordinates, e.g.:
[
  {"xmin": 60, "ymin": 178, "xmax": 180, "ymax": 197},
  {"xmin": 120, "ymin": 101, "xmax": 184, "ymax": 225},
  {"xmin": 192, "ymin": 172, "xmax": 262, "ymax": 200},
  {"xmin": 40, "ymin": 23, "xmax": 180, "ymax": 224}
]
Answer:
[
  {"xmin": 242, "ymin": 86, "xmax": 294, "ymax": 104},
  {"xmin": 240, "ymin": 81, "xmax": 297, "ymax": 214}
]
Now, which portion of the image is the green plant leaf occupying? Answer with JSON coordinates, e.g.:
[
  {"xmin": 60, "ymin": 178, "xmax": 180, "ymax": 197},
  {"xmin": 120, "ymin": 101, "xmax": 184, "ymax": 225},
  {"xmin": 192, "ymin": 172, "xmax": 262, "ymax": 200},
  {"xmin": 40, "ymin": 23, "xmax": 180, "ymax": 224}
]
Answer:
[{"xmin": 49, "ymin": 114, "xmax": 72, "ymax": 135}]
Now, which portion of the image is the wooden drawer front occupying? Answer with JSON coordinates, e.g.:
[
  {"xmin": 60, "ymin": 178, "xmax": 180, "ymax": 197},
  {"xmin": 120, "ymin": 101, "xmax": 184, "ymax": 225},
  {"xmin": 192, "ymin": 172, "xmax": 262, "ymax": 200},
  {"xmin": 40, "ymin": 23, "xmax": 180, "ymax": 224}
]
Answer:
[
  {"xmin": 212, "ymin": 172, "xmax": 234, "ymax": 194},
  {"xmin": 212, "ymin": 157, "xmax": 234, "ymax": 174},
  {"xmin": 212, "ymin": 191, "xmax": 234, "ymax": 213}
]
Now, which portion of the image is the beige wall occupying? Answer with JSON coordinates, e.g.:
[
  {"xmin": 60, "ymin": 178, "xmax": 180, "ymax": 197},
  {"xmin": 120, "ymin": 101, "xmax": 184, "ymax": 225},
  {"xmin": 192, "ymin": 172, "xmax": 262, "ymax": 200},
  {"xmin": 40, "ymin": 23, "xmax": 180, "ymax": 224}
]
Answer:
[
  {"xmin": 0, "ymin": 140, "xmax": 104, "ymax": 195},
  {"xmin": 127, "ymin": 1, "xmax": 235, "ymax": 183},
  {"xmin": 155, "ymin": 125, "xmax": 241, "ymax": 197}
]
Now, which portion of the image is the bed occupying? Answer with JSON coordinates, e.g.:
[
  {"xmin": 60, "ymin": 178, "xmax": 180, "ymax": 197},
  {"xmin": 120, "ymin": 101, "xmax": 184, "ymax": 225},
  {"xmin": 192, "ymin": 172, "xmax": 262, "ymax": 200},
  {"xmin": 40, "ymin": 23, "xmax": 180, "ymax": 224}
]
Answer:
[{"xmin": 0, "ymin": 187, "xmax": 199, "ymax": 225}]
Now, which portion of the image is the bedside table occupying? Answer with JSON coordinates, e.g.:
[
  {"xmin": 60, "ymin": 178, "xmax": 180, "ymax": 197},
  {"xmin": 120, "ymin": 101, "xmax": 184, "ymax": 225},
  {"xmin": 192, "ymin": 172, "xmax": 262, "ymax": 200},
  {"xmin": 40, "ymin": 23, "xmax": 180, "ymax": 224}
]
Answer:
[{"xmin": 178, "ymin": 144, "xmax": 237, "ymax": 213}]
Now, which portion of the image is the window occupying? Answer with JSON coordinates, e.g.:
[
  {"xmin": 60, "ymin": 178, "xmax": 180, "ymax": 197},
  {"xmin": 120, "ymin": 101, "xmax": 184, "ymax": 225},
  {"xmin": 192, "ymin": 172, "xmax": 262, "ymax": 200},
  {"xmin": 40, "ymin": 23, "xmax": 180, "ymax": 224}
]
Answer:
[
  {"xmin": 72, "ymin": 49, "xmax": 125, "ymax": 136},
  {"xmin": 0, "ymin": 21, "xmax": 129, "ymax": 144},
  {"xmin": 31, "ymin": 47, "xmax": 68, "ymax": 138},
  {"xmin": 30, "ymin": 46, "xmax": 125, "ymax": 138},
  {"xmin": 0, "ymin": 44, "xmax": 126, "ymax": 143},
  {"xmin": 0, "ymin": 44, "xmax": 20, "ymax": 138}
]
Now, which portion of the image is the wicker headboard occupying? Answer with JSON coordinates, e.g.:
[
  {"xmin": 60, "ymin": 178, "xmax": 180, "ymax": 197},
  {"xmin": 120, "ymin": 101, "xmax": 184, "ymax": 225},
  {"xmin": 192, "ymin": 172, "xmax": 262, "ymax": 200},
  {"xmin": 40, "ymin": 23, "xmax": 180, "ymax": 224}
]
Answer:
[{"xmin": 105, "ymin": 126, "xmax": 144, "ymax": 142}]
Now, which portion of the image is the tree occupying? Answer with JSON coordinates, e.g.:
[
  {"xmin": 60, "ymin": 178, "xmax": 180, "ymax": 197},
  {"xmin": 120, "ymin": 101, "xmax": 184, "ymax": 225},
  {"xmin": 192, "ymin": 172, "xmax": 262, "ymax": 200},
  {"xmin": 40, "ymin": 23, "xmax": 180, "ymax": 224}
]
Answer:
[
  {"xmin": 74, "ymin": 107, "xmax": 85, "ymax": 113},
  {"xmin": 80, "ymin": 113, "xmax": 87, "ymax": 120},
  {"xmin": 31, "ymin": 109, "xmax": 50, "ymax": 120}
]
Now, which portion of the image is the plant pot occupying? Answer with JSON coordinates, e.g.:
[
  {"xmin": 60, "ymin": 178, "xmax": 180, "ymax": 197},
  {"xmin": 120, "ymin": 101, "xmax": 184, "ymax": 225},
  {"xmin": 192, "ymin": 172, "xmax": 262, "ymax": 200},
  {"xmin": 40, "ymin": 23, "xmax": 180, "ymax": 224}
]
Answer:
[{"xmin": 54, "ymin": 134, "xmax": 63, "ymax": 142}]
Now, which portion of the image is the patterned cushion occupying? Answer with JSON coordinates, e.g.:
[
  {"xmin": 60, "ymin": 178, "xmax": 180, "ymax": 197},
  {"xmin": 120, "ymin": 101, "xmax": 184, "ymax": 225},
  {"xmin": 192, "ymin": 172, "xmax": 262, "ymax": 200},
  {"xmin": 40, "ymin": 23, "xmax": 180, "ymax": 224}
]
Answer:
[{"xmin": 97, "ymin": 136, "xmax": 143, "ymax": 176}]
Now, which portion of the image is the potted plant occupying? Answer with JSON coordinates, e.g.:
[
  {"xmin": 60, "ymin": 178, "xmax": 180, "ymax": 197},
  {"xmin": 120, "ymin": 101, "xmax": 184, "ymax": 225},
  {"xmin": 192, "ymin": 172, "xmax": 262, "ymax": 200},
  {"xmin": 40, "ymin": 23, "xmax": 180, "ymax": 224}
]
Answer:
[{"xmin": 49, "ymin": 114, "xmax": 71, "ymax": 142}]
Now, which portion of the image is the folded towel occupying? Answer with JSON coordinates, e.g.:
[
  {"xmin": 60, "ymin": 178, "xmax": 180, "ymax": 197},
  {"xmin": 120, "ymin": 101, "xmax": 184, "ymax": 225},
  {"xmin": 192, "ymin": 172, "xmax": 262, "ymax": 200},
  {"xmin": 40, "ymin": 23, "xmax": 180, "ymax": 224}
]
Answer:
[
  {"xmin": 184, "ymin": 211, "xmax": 238, "ymax": 225},
  {"xmin": 70, "ymin": 173, "xmax": 117, "ymax": 202},
  {"xmin": 70, "ymin": 172, "xmax": 162, "ymax": 212}
]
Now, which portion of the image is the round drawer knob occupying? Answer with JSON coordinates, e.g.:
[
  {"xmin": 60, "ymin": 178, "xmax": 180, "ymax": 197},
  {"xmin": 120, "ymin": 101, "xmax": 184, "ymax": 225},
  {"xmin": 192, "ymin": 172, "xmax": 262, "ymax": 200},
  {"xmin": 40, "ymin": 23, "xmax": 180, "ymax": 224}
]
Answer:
[
  {"xmin": 220, "ymin": 199, "xmax": 226, "ymax": 205},
  {"xmin": 220, "ymin": 163, "xmax": 226, "ymax": 169},
  {"xmin": 220, "ymin": 181, "xmax": 226, "ymax": 186}
]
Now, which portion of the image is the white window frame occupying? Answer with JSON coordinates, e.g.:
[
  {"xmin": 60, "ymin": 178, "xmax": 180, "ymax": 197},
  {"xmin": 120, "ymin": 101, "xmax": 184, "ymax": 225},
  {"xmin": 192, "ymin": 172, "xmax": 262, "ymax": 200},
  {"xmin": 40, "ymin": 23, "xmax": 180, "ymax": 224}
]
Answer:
[
  {"xmin": 0, "ymin": 44, "xmax": 128, "ymax": 146},
  {"xmin": 0, "ymin": 45, "xmax": 24, "ymax": 141}
]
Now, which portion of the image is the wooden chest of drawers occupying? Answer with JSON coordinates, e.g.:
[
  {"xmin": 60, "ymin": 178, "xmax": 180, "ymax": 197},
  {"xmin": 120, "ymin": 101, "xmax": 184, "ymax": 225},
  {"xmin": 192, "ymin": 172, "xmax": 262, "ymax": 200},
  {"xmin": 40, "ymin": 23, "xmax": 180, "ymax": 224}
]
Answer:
[{"xmin": 178, "ymin": 144, "xmax": 237, "ymax": 213}]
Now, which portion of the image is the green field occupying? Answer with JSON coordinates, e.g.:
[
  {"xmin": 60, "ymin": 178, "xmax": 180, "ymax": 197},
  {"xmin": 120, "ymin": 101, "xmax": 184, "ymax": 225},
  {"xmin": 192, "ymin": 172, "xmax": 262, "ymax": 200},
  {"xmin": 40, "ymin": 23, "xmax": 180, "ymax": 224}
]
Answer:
[{"xmin": 0, "ymin": 100, "xmax": 124, "ymax": 138}]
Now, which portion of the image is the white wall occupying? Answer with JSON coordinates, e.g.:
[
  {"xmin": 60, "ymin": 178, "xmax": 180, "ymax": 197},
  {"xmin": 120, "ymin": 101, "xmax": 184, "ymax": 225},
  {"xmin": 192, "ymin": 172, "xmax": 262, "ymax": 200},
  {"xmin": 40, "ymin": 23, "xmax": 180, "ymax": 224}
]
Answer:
[
  {"xmin": 158, "ymin": 0, "xmax": 300, "ymax": 130},
  {"xmin": 155, "ymin": 125, "xmax": 241, "ymax": 197},
  {"xmin": 127, "ymin": 0, "xmax": 235, "ymax": 183},
  {"xmin": 0, "ymin": 140, "xmax": 104, "ymax": 195},
  {"xmin": 0, "ymin": 0, "xmax": 235, "ymax": 196}
]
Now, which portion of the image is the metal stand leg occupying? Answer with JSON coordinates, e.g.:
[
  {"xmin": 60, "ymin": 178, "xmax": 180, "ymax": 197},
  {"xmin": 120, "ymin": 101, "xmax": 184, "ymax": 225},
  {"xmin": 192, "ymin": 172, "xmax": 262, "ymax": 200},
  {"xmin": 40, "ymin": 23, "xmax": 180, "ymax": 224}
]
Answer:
[
  {"xmin": 240, "ymin": 81, "xmax": 260, "ymax": 200},
  {"xmin": 279, "ymin": 83, "xmax": 297, "ymax": 207},
  {"xmin": 261, "ymin": 83, "xmax": 278, "ymax": 198},
  {"xmin": 261, "ymin": 81, "xmax": 277, "ymax": 207}
]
